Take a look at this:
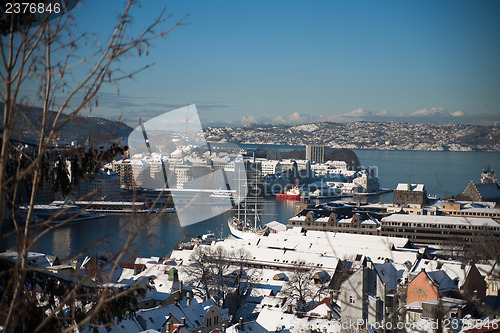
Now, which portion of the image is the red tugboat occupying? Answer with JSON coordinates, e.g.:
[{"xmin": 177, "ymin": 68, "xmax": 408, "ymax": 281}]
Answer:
[{"xmin": 276, "ymin": 183, "xmax": 301, "ymax": 200}]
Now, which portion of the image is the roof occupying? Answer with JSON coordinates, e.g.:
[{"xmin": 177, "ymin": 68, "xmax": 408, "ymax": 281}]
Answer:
[
  {"xmin": 476, "ymin": 183, "xmax": 500, "ymax": 200},
  {"xmin": 373, "ymin": 262, "xmax": 404, "ymax": 292},
  {"xmin": 396, "ymin": 183, "xmax": 425, "ymax": 192},
  {"xmin": 254, "ymin": 306, "xmax": 341, "ymax": 332},
  {"xmin": 234, "ymin": 228, "xmax": 413, "ymax": 265},
  {"xmin": 260, "ymin": 296, "xmax": 286, "ymax": 308},
  {"xmin": 425, "ymin": 270, "xmax": 456, "ymax": 293},
  {"xmin": 137, "ymin": 297, "xmax": 226, "ymax": 332},
  {"xmin": 381, "ymin": 214, "xmax": 500, "ymax": 228},
  {"xmin": 265, "ymin": 221, "xmax": 287, "ymax": 232},
  {"xmin": 411, "ymin": 259, "xmax": 484, "ymax": 290}
]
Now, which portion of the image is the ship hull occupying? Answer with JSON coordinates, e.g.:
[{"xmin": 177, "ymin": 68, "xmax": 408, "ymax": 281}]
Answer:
[
  {"xmin": 276, "ymin": 193, "xmax": 300, "ymax": 200},
  {"xmin": 227, "ymin": 217, "xmax": 266, "ymax": 239}
]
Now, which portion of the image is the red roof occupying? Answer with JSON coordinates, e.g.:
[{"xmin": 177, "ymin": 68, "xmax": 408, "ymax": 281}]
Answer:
[
  {"xmin": 311, "ymin": 297, "xmax": 331, "ymax": 311},
  {"xmin": 118, "ymin": 263, "xmax": 146, "ymax": 271}
]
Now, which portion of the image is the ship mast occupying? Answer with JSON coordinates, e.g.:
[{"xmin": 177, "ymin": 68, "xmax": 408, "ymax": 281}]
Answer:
[{"xmin": 254, "ymin": 162, "xmax": 258, "ymax": 229}]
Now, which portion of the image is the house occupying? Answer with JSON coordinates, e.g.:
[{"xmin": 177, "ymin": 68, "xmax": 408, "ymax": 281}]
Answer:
[
  {"xmin": 118, "ymin": 261, "xmax": 189, "ymax": 309},
  {"xmin": 82, "ymin": 296, "xmax": 229, "ymax": 333},
  {"xmin": 486, "ymin": 262, "xmax": 500, "ymax": 297},
  {"xmin": 226, "ymin": 296, "xmax": 340, "ymax": 333},
  {"xmin": 408, "ymin": 259, "xmax": 487, "ymax": 302},
  {"xmin": 340, "ymin": 259, "xmax": 405, "ymax": 329},
  {"xmin": 405, "ymin": 260, "xmax": 487, "ymax": 322},
  {"xmin": 485, "ymin": 262, "xmax": 500, "ymax": 319}
]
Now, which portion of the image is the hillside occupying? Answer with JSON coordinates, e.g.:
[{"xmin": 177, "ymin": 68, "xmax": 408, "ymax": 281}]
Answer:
[
  {"xmin": 204, "ymin": 121, "xmax": 500, "ymax": 152},
  {"xmin": 1, "ymin": 103, "xmax": 133, "ymax": 144}
]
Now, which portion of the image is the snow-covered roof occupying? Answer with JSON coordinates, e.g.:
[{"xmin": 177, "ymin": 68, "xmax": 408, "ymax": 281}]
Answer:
[
  {"xmin": 288, "ymin": 215, "xmax": 306, "ymax": 222},
  {"xmin": 410, "ymin": 259, "xmax": 485, "ymax": 290},
  {"xmin": 265, "ymin": 221, "xmax": 287, "ymax": 232},
  {"xmin": 373, "ymin": 262, "xmax": 404, "ymax": 292},
  {"xmin": 236, "ymin": 228, "xmax": 414, "ymax": 265},
  {"xmin": 0, "ymin": 251, "xmax": 52, "ymax": 268},
  {"xmin": 396, "ymin": 183, "xmax": 425, "ymax": 191},
  {"xmin": 381, "ymin": 214, "xmax": 500, "ymax": 228},
  {"xmin": 254, "ymin": 306, "xmax": 341, "ymax": 332},
  {"xmin": 118, "ymin": 262, "xmax": 184, "ymax": 301}
]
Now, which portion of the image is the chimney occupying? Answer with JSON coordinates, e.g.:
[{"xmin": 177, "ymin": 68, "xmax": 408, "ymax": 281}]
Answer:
[
  {"xmin": 181, "ymin": 317, "xmax": 186, "ymax": 326},
  {"xmin": 179, "ymin": 280, "xmax": 183, "ymax": 294},
  {"xmin": 222, "ymin": 324, "xmax": 226, "ymax": 332},
  {"xmin": 421, "ymin": 268, "xmax": 425, "ymax": 273},
  {"xmin": 327, "ymin": 309, "xmax": 332, "ymax": 320},
  {"xmin": 239, "ymin": 317, "xmax": 244, "ymax": 330},
  {"xmin": 286, "ymin": 304, "xmax": 292, "ymax": 313},
  {"xmin": 186, "ymin": 291, "xmax": 191, "ymax": 306},
  {"xmin": 166, "ymin": 322, "xmax": 171, "ymax": 331}
]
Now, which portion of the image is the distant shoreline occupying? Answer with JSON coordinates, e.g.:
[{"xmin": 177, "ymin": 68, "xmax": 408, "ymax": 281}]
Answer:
[{"xmin": 208, "ymin": 142, "xmax": 500, "ymax": 153}]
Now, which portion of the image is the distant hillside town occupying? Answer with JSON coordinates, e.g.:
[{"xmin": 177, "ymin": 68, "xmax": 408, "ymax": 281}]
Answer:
[
  {"xmin": 203, "ymin": 121, "xmax": 500, "ymax": 152},
  {"xmin": 7, "ymin": 103, "xmax": 500, "ymax": 152}
]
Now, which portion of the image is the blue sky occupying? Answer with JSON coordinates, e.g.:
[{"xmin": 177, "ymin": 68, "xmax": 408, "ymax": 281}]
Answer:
[{"xmin": 61, "ymin": 0, "xmax": 500, "ymax": 126}]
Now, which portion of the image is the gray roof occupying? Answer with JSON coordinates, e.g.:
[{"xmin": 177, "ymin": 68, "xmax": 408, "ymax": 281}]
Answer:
[{"xmin": 476, "ymin": 183, "xmax": 500, "ymax": 200}]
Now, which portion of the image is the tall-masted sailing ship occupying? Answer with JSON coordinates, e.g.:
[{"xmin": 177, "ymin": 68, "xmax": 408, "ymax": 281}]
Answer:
[{"xmin": 227, "ymin": 161, "xmax": 269, "ymax": 239}]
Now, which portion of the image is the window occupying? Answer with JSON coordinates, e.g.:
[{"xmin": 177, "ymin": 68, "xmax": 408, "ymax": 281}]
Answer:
[{"xmin": 349, "ymin": 295, "xmax": 355, "ymax": 304}]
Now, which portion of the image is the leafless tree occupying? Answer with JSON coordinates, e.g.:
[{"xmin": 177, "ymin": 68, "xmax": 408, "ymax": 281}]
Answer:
[
  {"xmin": 0, "ymin": 1, "xmax": 187, "ymax": 332},
  {"xmin": 182, "ymin": 245, "xmax": 232, "ymax": 304},
  {"xmin": 281, "ymin": 261, "xmax": 328, "ymax": 312},
  {"xmin": 226, "ymin": 248, "xmax": 260, "ymax": 313},
  {"xmin": 182, "ymin": 245, "xmax": 260, "ymax": 316}
]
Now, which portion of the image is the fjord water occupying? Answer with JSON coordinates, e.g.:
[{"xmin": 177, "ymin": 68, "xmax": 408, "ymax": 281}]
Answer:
[{"xmin": 4, "ymin": 149, "xmax": 499, "ymax": 260}]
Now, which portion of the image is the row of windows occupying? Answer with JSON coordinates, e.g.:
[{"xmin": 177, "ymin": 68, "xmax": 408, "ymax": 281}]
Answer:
[
  {"xmin": 289, "ymin": 221, "xmax": 375, "ymax": 228},
  {"xmin": 384, "ymin": 234, "xmax": 478, "ymax": 242},
  {"xmin": 383, "ymin": 228, "xmax": 500, "ymax": 237},
  {"xmin": 447, "ymin": 211, "xmax": 499, "ymax": 217},
  {"xmin": 383, "ymin": 222, "xmax": 500, "ymax": 231}
]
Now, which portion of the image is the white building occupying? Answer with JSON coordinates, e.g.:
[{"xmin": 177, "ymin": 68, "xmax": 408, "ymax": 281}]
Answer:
[
  {"xmin": 353, "ymin": 174, "xmax": 380, "ymax": 193},
  {"xmin": 260, "ymin": 160, "xmax": 282, "ymax": 176},
  {"xmin": 326, "ymin": 160, "xmax": 348, "ymax": 170}
]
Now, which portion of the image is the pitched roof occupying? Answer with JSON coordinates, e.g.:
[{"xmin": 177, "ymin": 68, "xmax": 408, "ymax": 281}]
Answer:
[
  {"xmin": 373, "ymin": 262, "xmax": 404, "ymax": 292},
  {"xmin": 476, "ymin": 183, "xmax": 500, "ymax": 200}
]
